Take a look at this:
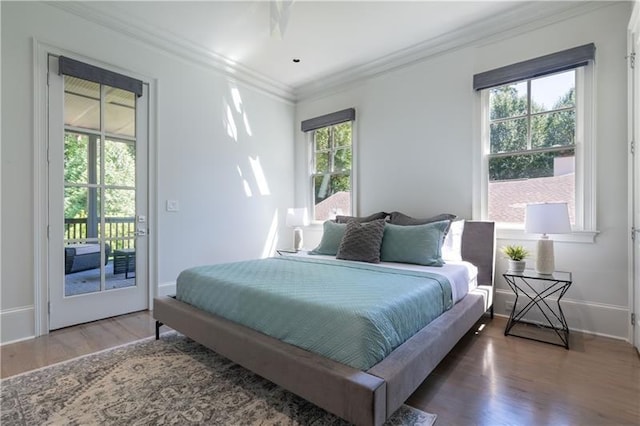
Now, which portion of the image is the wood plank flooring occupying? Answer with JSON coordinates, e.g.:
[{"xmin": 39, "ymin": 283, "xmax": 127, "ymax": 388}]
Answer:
[
  {"xmin": 0, "ymin": 311, "xmax": 164, "ymax": 379},
  {"xmin": 1, "ymin": 312, "xmax": 638, "ymax": 425}
]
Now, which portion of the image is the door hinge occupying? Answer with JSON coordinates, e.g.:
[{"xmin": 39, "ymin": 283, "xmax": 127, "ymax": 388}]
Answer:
[
  {"xmin": 47, "ymin": 225, "xmax": 50, "ymax": 239},
  {"xmin": 629, "ymin": 52, "xmax": 636, "ymax": 69},
  {"xmin": 48, "ymin": 302, "xmax": 51, "ymax": 315},
  {"xmin": 632, "ymin": 313, "xmax": 636, "ymax": 326},
  {"xmin": 632, "ymin": 140, "xmax": 636, "ymax": 155}
]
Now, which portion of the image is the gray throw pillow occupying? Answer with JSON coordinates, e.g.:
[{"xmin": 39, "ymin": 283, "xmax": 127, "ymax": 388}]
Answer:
[
  {"xmin": 335, "ymin": 211, "xmax": 389, "ymax": 223},
  {"xmin": 309, "ymin": 221, "xmax": 347, "ymax": 255},
  {"xmin": 336, "ymin": 219, "xmax": 386, "ymax": 263},
  {"xmin": 380, "ymin": 221, "xmax": 449, "ymax": 266},
  {"xmin": 389, "ymin": 211, "xmax": 457, "ymax": 226}
]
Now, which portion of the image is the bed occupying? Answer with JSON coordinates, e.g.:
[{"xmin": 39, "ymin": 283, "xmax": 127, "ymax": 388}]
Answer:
[{"xmin": 153, "ymin": 219, "xmax": 495, "ymax": 426}]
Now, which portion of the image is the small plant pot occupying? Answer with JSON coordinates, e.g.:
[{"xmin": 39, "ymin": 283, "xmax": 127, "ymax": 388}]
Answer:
[{"xmin": 508, "ymin": 260, "xmax": 526, "ymax": 273}]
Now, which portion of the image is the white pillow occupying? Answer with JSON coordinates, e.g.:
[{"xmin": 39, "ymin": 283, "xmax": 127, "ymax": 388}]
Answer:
[{"xmin": 442, "ymin": 219, "xmax": 465, "ymax": 262}]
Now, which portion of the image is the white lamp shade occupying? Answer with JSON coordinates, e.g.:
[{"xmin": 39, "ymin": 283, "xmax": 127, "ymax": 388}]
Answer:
[
  {"xmin": 524, "ymin": 202, "xmax": 571, "ymax": 235},
  {"xmin": 286, "ymin": 208, "xmax": 309, "ymax": 228}
]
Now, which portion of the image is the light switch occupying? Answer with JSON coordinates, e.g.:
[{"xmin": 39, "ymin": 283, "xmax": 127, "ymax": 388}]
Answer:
[{"xmin": 166, "ymin": 200, "xmax": 180, "ymax": 212}]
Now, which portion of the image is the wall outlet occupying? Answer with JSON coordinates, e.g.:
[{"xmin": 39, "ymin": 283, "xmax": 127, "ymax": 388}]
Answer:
[{"xmin": 166, "ymin": 200, "xmax": 180, "ymax": 212}]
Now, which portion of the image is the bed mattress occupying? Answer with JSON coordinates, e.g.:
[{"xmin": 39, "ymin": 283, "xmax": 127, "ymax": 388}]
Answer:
[
  {"xmin": 176, "ymin": 256, "xmax": 459, "ymax": 370},
  {"xmin": 292, "ymin": 251, "xmax": 478, "ymax": 304}
]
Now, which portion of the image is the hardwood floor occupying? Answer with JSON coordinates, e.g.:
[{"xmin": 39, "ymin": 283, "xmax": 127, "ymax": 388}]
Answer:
[
  {"xmin": 0, "ymin": 310, "xmax": 165, "ymax": 379},
  {"xmin": 408, "ymin": 316, "xmax": 640, "ymax": 425},
  {"xmin": 1, "ymin": 312, "xmax": 638, "ymax": 425}
]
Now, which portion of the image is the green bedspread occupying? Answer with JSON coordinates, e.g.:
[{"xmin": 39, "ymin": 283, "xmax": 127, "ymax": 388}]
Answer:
[{"xmin": 176, "ymin": 256, "xmax": 452, "ymax": 370}]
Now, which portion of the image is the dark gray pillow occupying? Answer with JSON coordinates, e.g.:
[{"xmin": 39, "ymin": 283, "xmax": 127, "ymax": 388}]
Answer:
[
  {"xmin": 335, "ymin": 211, "xmax": 389, "ymax": 223},
  {"xmin": 389, "ymin": 211, "xmax": 457, "ymax": 226},
  {"xmin": 336, "ymin": 219, "xmax": 386, "ymax": 263}
]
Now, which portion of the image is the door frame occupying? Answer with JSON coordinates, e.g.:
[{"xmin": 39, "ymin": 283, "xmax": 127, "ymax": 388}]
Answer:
[
  {"xmin": 33, "ymin": 40, "xmax": 158, "ymax": 336},
  {"xmin": 628, "ymin": 3, "xmax": 639, "ymax": 349}
]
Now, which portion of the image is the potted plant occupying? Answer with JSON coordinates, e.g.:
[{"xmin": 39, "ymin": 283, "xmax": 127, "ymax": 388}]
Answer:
[{"xmin": 501, "ymin": 245, "xmax": 529, "ymax": 273}]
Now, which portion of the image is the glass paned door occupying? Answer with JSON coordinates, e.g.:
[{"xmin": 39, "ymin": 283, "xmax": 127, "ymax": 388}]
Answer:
[
  {"xmin": 48, "ymin": 54, "xmax": 148, "ymax": 330},
  {"xmin": 63, "ymin": 77, "xmax": 138, "ymax": 296}
]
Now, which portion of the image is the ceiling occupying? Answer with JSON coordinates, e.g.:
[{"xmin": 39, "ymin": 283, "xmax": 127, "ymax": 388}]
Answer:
[{"xmin": 76, "ymin": 2, "xmax": 531, "ymax": 87}]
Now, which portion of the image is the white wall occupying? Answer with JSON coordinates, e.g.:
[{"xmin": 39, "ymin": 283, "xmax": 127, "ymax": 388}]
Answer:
[
  {"xmin": 295, "ymin": 3, "xmax": 632, "ymax": 339},
  {"xmin": 1, "ymin": 2, "xmax": 295, "ymax": 343}
]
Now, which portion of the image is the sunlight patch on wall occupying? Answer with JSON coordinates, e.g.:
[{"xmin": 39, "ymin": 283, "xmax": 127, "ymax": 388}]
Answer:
[
  {"xmin": 224, "ymin": 103, "xmax": 238, "ymax": 142},
  {"xmin": 231, "ymin": 87, "xmax": 243, "ymax": 113},
  {"xmin": 243, "ymin": 112, "xmax": 253, "ymax": 136},
  {"xmin": 249, "ymin": 156, "xmax": 271, "ymax": 196},
  {"xmin": 237, "ymin": 165, "xmax": 253, "ymax": 197},
  {"xmin": 261, "ymin": 209, "xmax": 279, "ymax": 258},
  {"xmin": 229, "ymin": 85, "xmax": 253, "ymax": 137}
]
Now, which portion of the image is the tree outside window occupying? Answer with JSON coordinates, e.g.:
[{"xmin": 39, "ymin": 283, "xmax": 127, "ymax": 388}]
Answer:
[
  {"xmin": 487, "ymin": 70, "xmax": 576, "ymax": 225},
  {"xmin": 312, "ymin": 122, "xmax": 352, "ymax": 221}
]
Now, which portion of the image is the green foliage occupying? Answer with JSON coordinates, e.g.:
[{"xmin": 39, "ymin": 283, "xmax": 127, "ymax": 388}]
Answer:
[
  {"xmin": 501, "ymin": 245, "xmax": 529, "ymax": 261},
  {"xmin": 314, "ymin": 174, "xmax": 350, "ymax": 203},
  {"xmin": 313, "ymin": 122, "xmax": 352, "ymax": 203},
  {"xmin": 489, "ymin": 83, "xmax": 575, "ymax": 182},
  {"xmin": 64, "ymin": 132, "xmax": 136, "ymax": 224}
]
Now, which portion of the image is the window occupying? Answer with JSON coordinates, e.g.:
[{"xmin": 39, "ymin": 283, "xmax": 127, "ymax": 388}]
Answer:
[
  {"xmin": 311, "ymin": 122, "xmax": 353, "ymax": 221},
  {"xmin": 301, "ymin": 108, "xmax": 356, "ymax": 221},
  {"xmin": 487, "ymin": 70, "xmax": 576, "ymax": 224},
  {"xmin": 474, "ymin": 44, "xmax": 596, "ymax": 235}
]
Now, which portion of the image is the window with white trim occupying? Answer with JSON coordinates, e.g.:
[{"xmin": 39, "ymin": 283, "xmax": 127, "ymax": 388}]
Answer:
[
  {"xmin": 301, "ymin": 108, "xmax": 356, "ymax": 222},
  {"xmin": 474, "ymin": 44, "xmax": 595, "ymax": 232}
]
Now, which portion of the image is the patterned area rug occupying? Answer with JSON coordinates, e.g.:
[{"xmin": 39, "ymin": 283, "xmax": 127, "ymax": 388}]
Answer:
[{"xmin": 1, "ymin": 333, "xmax": 437, "ymax": 425}]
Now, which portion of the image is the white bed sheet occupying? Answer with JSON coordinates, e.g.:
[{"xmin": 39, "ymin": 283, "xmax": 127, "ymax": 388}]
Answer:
[{"xmin": 286, "ymin": 251, "xmax": 478, "ymax": 304}]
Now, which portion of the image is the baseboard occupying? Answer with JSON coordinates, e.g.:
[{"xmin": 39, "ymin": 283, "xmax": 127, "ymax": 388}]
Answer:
[
  {"xmin": 494, "ymin": 289, "xmax": 629, "ymax": 340},
  {"xmin": 1, "ymin": 305, "xmax": 36, "ymax": 345},
  {"xmin": 157, "ymin": 281, "xmax": 176, "ymax": 298}
]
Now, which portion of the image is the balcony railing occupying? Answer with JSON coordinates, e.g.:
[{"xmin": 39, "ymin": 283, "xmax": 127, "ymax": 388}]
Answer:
[{"xmin": 64, "ymin": 217, "xmax": 136, "ymax": 250}]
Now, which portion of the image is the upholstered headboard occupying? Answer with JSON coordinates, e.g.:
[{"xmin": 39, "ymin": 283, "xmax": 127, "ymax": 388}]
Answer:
[{"xmin": 460, "ymin": 221, "xmax": 496, "ymax": 287}]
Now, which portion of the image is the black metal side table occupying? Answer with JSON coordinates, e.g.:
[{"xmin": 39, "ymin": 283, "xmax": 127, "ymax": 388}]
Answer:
[
  {"xmin": 503, "ymin": 269, "xmax": 572, "ymax": 349},
  {"xmin": 276, "ymin": 249, "xmax": 298, "ymax": 256}
]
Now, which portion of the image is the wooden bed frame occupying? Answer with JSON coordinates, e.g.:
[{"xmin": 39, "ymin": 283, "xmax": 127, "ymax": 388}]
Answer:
[{"xmin": 153, "ymin": 221, "xmax": 495, "ymax": 426}]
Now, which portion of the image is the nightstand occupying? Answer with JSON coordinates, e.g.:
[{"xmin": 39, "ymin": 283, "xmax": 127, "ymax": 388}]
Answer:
[
  {"xmin": 503, "ymin": 269, "xmax": 572, "ymax": 349},
  {"xmin": 276, "ymin": 249, "xmax": 298, "ymax": 256}
]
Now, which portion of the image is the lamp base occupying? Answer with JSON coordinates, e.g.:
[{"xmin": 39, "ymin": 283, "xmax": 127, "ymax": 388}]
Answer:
[
  {"xmin": 536, "ymin": 236, "xmax": 554, "ymax": 275},
  {"xmin": 293, "ymin": 227, "xmax": 303, "ymax": 252}
]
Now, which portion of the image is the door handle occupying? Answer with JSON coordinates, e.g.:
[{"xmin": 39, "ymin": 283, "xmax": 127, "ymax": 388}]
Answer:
[{"xmin": 133, "ymin": 229, "xmax": 147, "ymax": 237}]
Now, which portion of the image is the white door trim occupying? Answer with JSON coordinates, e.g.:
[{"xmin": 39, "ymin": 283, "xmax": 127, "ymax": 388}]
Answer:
[
  {"xmin": 33, "ymin": 40, "xmax": 158, "ymax": 336},
  {"xmin": 628, "ymin": 3, "xmax": 640, "ymax": 348}
]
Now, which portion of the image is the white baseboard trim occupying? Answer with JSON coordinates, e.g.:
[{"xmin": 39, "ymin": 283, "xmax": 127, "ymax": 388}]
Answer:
[
  {"xmin": 1, "ymin": 288, "xmax": 627, "ymax": 344},
  {"xmin": 494, "ymin": 289, "xmax": 629, "ymax": 341},
  {"xmin": 157, "ymin": 281, "xmax": 176, "ymax": 299},
  {"xmin": 1, "ymin": 305, "xmax": 36, "ymax": 345}
]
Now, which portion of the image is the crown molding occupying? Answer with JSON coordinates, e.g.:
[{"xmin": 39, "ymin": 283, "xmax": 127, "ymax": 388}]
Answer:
[
  {"xmin": 47, "ymin": 1, "xmax": 617, "ymax": 104},
  {"xmin": 294, "ymin": 1, "xmax": 614, "ymax": 101},
  {"xmin": 46, "ymin": 1, "xmax": 297, "ymax": 103},
  {"xmin": 630, "ymin": 0, "xmax": 640, "ymax": 33}
]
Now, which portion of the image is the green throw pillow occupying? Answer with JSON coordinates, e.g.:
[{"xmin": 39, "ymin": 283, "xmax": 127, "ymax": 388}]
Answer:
[
  {"xmin": 380, "ymin": 220, "xmax": 449, "ymax": 266},
  {"xmin": 309, "ymin": 221, "xmax": 347, "ymax": 256}
]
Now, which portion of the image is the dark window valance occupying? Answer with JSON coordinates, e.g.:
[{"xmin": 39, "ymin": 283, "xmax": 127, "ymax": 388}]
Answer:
[
  {"xmin": 59, "ymin": 56, "xmax": 143, "ymax": 97},
  {"xmin": 473, "ymin": 43, "xmax": 595, "ymax": 91},
  {"xmin": 301, "ymin": 108, "xmax": 355, "ymax": 132}
]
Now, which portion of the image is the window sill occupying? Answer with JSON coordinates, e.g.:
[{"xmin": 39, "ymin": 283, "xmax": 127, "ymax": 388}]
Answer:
[{"xmin": 496, "ymin": 225, "xmax": 599, "ymax": 243}]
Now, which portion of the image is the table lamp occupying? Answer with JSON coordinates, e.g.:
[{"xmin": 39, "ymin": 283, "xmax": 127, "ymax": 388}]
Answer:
[
  {"xmin": 286, "ymin": 207, "xmax": 309, "ymax": 251},
  {"xmin": 524, "ymin": 202, "xmax": 571, "ymax": 275}
]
